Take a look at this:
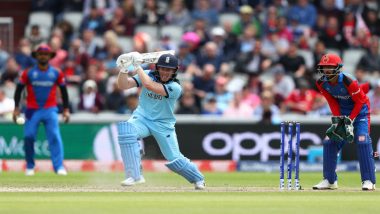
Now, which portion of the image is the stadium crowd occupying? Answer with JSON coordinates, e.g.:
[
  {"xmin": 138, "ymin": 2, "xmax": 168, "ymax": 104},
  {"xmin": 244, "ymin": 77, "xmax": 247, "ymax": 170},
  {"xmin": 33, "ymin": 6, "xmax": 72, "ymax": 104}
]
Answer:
[{"xmin": 1, "ymin": 0, "xmax": 380, "ymax": 124}]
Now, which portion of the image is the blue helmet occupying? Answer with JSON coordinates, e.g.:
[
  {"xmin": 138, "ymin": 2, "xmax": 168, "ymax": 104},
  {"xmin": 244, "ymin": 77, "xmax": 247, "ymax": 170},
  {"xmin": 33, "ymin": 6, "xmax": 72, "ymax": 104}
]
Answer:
[
  {"xmin": 156, "ymin": 54, "xmax": 178, "ymax": 69},
  {"xmin": 155, "ymin": 54, "xmax": 178, "ymax": 83}
]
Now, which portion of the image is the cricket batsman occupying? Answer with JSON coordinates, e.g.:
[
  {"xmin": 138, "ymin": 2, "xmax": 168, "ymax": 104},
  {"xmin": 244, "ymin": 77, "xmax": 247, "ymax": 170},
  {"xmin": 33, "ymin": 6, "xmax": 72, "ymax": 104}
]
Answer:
[
  {"xmin": 13, "ymin": 44, "xmax": 70, "ymax": 176},
  {"xmin": 116, "ymin": 52, "xmax": 205, "ymax": 190},
  {"xmin": 313, "ymin": 53, "xmax": 376, "ymax": 191}
]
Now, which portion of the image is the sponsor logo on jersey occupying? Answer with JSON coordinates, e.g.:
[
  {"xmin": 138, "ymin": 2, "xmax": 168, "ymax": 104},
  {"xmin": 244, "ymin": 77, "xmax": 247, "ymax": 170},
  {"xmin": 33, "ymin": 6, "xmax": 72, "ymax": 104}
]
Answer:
[
  {"xmin": 32, "ymin": 81, "xmax": 54, "ymax": 87},
  {"xmin": 146, "ymin": 91, "xmax": 162, "ymax": 100}
]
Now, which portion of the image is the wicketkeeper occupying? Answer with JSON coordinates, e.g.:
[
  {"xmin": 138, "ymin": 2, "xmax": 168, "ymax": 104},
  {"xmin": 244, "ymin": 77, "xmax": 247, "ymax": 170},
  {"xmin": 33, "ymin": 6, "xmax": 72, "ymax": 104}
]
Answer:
[
  {"xmin": 115, "ymin": 51, "xmax": 205, "ymax": 190},
  {"xmin": 313, "ymin": 53, "xmax": 376, "ymax": 191}
]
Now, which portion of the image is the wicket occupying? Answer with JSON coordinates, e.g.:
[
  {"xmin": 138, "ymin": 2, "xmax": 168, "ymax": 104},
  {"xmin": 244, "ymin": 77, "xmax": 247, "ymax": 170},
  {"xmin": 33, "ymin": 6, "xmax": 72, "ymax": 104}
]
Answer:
[{"xmin": 280, "ymin": 121, "xmax": 301, "ymax": 190}]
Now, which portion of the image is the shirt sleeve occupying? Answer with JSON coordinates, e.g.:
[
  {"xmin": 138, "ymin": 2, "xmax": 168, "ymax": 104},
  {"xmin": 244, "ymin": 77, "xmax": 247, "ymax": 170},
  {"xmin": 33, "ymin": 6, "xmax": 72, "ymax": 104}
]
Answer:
[
  {"xmin": 56, "ymin": 70, "xmax": 66, "ymax": 86},
  {"xmin": 19, "ymin": 69, "xmax": 29, "ymax": 85},
  {"xmin": 132, "ymin": 70, "xmax": 151, "ymax": 87},
  {"xmin": 346, "ymin": 80, "xmax": 367, "ymax": 120},
  {"xmin": 164, "ymin": 81, "xmax": 182, "ymax": 99},
  {"xmin": 316, "ymin": 80, "xmax": 341, "ymax": 116}
]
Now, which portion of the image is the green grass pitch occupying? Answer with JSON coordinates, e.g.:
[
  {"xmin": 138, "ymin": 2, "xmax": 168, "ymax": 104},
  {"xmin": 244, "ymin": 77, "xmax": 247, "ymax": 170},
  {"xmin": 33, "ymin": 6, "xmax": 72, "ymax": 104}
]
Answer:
[{"xmin": 0, "ymin": 171, "xmax": 379, "ymax": 214}]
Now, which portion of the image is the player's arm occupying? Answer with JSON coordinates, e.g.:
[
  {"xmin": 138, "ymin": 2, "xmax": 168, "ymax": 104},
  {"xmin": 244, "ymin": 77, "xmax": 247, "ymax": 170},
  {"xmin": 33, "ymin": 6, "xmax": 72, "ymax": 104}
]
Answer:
[
  {"xmin": 343, "ymin": 75, "xmax": 367, "ymax": 120},
  {"xmin": 117, "ymin": 72, "xmax": 138, "ymax": 90},
  {"xmin": 135, "ymin": 66, "xmax": 168, "ymax": 96},
  {"xmin": 13, "ymin": 69, "xmax": 28, "ymax": 122},
  {"xmin": 316, "ymin": 79, "xmax": 341, "ymax": 116}
]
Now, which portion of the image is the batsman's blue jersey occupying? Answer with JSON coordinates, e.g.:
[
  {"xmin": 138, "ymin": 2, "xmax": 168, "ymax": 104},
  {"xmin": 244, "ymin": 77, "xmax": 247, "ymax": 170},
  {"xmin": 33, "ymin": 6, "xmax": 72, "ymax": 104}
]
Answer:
[{"xmin": 132, "ymin": 70, "xmax": 182, "ymax": 128}]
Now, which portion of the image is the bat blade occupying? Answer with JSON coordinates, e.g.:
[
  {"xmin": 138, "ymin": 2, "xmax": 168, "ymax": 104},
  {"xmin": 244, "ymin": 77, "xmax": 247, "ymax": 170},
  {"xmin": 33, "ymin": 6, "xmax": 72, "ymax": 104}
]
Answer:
[{"xmin": 141, "ymin": 50, "xmax": 175, "ymax": 64}]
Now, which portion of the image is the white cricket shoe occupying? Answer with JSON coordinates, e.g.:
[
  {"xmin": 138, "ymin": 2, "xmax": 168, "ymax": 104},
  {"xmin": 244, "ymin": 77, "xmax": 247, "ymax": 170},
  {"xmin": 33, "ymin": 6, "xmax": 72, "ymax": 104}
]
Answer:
[
  {"xmin": 25, "ymin": 168, "xmax": 35, "ymax": 176},
  {"xmin": 194, "ymin": 180, "xmax": 206, "ymax": 190},
  {"xmin": 121, "ymin": 176, "xmax": 146, "ymax": 186},
  {"xmin": 362, "ymin": 180, "xmax": 376, "ymax": 191},
  {"xmin": 57, "ymin": 168, "xmax": 68, "ymax": 176},
  {"xmin": 312, "ymin": 179, "xmax": 338, "ymax": 190}
]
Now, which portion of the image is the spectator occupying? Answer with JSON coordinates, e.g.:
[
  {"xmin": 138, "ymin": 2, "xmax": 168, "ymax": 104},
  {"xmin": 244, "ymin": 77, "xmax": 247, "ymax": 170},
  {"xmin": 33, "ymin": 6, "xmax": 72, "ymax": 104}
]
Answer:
[
  {"xmin": 368, "ymin": 80, "xmax": 380, "ymax": 115},
  {"xmin": 281, "ymin": 79, "xmax": 320, "ymax": 114},
  {"xmin": 106, "ymin": 80, "xmax": 126, "ymax": 113},
  {"xmin": 313, "ymin": 40, "xmax": 327, "ymax": 69},
  {"xmin": 223, "ymin": 91, "xmax": 253, "ymax": 117},
  {"xmin": 364, "ymin": 9, "xmax": 380, "ymax": 37},
  {"xmin": 232, "ymin": 5, "xmax": 262, "ymax": 37},
  {"xmin": 236, "ymin": 40, "xmax": 271, "ymax": 75},
  {"xmin": 157, "ymin": 35, "xmax": 176, "ymax": 51},
  {"xmin": 220, "ymin": 22, "xmax": 240, "ymax": 62},
  {"xmin": 177, "ymin": 42, "xmax": 196, "ymax": 73},
  {"xmin": 201, "ymin": 97, "xmax": 223, "ymax": 115},
  {"xmin": 261, "ymin": 28, "xmax": 289, "ymax": 61},
  {"xmin": 14, "ymin": 38, "xmax": 35, "ymax": 70},
  {"xmin": 238, "ymin": 25, "xmax": 257, "ymax": 54},
  {"xmin": 1, "ymin": 57, "xmax": 20, "ymax": 86},
  {"xmin": 253, "ymin": 90, "xmax": 280, "ymax": 124},
  {"xmin": 49, "ymin": 37, "xmax": 68, "ymax": 69},
  {"xmin": 56, "ymin": 20, "xmax": 74, "ymax": 50},
  {"xmin": 204, "ymin": 76, "xmax": 233, "ymax": 113},
  {"xmin": 125, "ymin": 93, "xmax": 139, "ymax": 114},
  {"xmin": 196, "ymin": 41, "xmax": 224, "ymax": 72},
  {"xmin": 138, "ymin": 0, "xmax": 166, "ymax": 25},
  {"xmin": 343, "ymin": 9, "xmax": 371, "ymax": 49},
  {"xmin": 0, "ymin": 39, "xmax": 9, "ymax": 74},
  {"xmin": 0, "ymin": 88, "xmax": 14, "ymax": 119},
  {"xmin": 356, "ymin": 36, "xmax": 380, "ymax": 78},
  {"xmin": 166, "ymin": 0, "xmax": 192, "ymax": 28},
  {"xmin": 27, "ymin": 25, "xmax": 46, "ymax": 50},
  {"xmin": 276, "ymin": 16, "xmax": 293, "ymax": 43},
  {"xmin": 317, "ymin": 0, "xmax": 344, "ymax": 28},
  {"xmin": 246, "ymin": 73, "xmax": 263, "ymax": 95},
  {"xmin": 278, "ymin": 42, "xmax": 307, "ymax": 80},
  {"xmin": 95, "ymin": 30, "xmax": 120, "ymax": 60},
  {"xmin": 271, "ymin": 64, "xmax": 295, "ymax": 106},
  {"xmin": 81, "ymin": 29, "xmax": 99, "ymax": 57},
  {"xmin": 78, "ymin": 79, "xmax": 105, "ymax": 113},
  {"xmin": 64, "ymin": 38, "xmax": 90, "ymax": 84},
  {"xmin": 83, "ymin": 0, "xmax": 118, "ymax": 21},
  {"xmin": 191, "ymin": 0, "xmax": 219, "ymax": 26},
  {"xmin": 287, "ymin": 0, "xmax": 317, "ymax": 28},
  {"xmin": 319, "ymin": 16, "xmax": 346, "ymax": 51},
  {"xmin": 79, "ymin": 6, "xmax": 106, "ymax": 35},
  {"xmin": 241, "ymin": 85, "xmax": 261, "ymax": 110},
  {"xmin": 106, "ymin": 7, "xmax": 135, "ymax": 36},
  {"xmin": 192, "ymin": 63, "xmax": 216, "ymax": 109},
  {"xmin": 176, "ymin": 91, "xmax": 200, "ymax": 114}
]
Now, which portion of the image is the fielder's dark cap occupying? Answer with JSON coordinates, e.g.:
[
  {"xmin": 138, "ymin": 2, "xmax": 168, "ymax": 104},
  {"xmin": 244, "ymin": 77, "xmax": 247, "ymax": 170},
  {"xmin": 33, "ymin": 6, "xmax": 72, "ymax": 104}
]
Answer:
[{"xmin": 31, "ymin": 44, "xmax": 56, "ymax": 58}]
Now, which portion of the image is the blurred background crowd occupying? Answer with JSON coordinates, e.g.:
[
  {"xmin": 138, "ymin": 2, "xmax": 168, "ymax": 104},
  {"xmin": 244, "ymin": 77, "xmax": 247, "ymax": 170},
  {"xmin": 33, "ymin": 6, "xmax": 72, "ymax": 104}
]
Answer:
[{"xmin": 1, "ymin": 0, "xmax": 380, "ymax": 124}]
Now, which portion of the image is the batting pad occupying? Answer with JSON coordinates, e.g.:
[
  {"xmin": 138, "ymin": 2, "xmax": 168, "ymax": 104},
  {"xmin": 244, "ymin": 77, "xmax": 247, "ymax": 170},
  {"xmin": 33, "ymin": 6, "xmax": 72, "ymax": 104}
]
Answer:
[
  {"xmin": 117, "ymin": 121, "xmax": 141, "ymax": 180},
  {"xmin": 357, "ymin": 136, "xmax": 376, "ymax": 184},
  {"xmin": 166, "ymin": 157, "xmax": 204, "ymax": 183},
  {"xmin": 323, "ymin": 140, "xmax": 338, "ymax": 184}
]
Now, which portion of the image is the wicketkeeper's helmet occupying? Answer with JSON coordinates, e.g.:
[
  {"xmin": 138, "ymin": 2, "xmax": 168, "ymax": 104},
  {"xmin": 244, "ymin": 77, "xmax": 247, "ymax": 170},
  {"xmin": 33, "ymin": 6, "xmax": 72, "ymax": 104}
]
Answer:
[{"xmin": 317, "ymin": 53, "xmax": 343, "ymax": 80}]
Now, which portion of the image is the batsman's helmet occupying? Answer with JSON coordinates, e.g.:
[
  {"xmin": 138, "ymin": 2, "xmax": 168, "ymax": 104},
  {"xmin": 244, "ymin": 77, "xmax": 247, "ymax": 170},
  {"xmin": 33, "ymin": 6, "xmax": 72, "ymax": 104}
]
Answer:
[
  {"xmin": 31, "ymin": 44, "xmax": 56, "ymax": 58},
  {"xmin": 317, "ymin": 53, "xmax": 343, "ymax": 80},
  {"xmin": 155, "ymin": 54, "xmax": 179, "ymax": 83}
]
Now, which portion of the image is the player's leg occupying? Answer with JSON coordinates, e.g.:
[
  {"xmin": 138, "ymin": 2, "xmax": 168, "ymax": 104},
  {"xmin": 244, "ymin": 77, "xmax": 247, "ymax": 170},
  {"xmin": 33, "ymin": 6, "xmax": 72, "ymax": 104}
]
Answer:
[
  {"xmin": 23, "ymin": 109, "xmax": 41, "ymax": 175},
  {"xmin": 43, "ymin": 107, "xmax": 66, "ymax": 174},
  {"xmin": 313, "ymin": 139, "xmax": 339, "ymax": 190},
  {"xmin": 151, "ymin": 127, "xmax": 205, "ymax": 189},
  {"xmin": 354, "ymin": 115, "xmax": 376, "ymax": 190},
  {"xmin": 118, "ymin": 118, "xmax": 150, "ymax": 186}
]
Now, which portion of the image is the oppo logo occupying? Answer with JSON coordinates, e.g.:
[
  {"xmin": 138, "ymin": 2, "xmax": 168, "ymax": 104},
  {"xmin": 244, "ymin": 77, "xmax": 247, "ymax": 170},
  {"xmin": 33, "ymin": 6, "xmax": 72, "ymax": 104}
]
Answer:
[{"xmin": 202, "ymin": 132, "xmax": 322, "ymax": 161}]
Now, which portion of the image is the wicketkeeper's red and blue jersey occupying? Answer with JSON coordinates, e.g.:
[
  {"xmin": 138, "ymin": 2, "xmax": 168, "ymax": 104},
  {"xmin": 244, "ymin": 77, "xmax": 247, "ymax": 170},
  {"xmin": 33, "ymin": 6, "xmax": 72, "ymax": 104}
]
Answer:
[
  {"xmin": 316, "ymin": 73, "xmax": 370, "ymax": 121},
  {"xmin": 19, "ymin": 65, "xmax": 66, "ymax": 109}
]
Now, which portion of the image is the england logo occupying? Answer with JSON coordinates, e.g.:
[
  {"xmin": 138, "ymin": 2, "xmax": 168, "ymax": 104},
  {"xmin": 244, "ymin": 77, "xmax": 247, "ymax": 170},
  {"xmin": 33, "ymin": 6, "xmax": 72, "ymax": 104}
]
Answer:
[{"xmin": 165, "ymin": 56, "xmax": 170, "ymax": 63}]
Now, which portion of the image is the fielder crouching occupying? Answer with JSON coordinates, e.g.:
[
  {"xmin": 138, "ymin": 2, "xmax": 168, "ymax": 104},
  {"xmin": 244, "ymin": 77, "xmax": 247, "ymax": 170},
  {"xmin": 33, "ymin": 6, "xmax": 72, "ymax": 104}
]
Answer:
[
  {"xmin": 313, "ymin": 53, "xmax": 376, "ymax": 191},
  {"xmin": 115, "ymin": 52, "xmax": 205, "ymax": 190}
]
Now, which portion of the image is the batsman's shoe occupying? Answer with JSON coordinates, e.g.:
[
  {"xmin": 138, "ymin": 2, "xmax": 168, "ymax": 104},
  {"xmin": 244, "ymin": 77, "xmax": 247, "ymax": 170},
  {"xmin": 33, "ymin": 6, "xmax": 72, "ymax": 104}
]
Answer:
[
  {"xmin": 57, "ymin": 168, "xmax": 68, "ymax": 176},
  {"xmin": 362, "ymin": 180, "xmax": 376, "ymax": 191},
  {"xmin": 121, "ymin": 176, "xmax": 146, "ymax": 186},
  {"xmin": 312, "ymin": 179, "xmax": 338, "ymax": 190},
  {"xmin": 194, "ymin": 180, "xmax": 206, "ymax": 190},
  {"xmin": 25, "ymin": 168, "xmax": 35, "ymax": 176}
]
